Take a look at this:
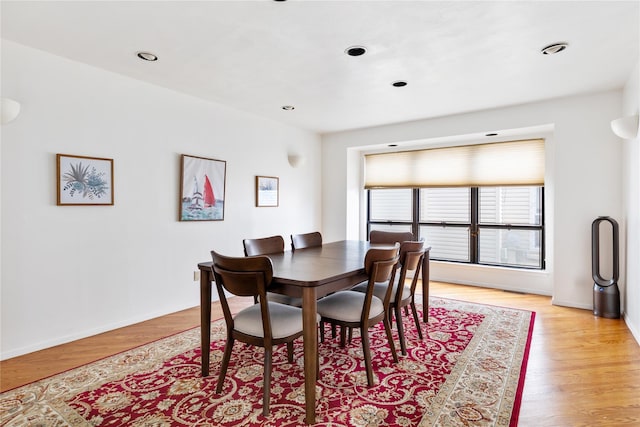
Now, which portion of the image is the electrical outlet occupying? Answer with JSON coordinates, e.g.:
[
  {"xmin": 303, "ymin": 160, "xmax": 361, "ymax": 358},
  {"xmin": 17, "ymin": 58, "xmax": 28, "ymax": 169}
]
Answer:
[{"xmin": 193, "ymin": 271, "xmax": 201, "ymax": 281}]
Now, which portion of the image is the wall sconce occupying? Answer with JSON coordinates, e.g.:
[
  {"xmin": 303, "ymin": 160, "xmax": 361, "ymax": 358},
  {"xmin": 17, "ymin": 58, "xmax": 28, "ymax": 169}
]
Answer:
[
  {"xmin": 288, "ymin": 154, "xmax": 306, "ymax": 168},
  {"xmin": 1, "ymin": 98, "xmax": 21, "ymax": 125},
  {"xmin": 610, "ymin": 115, "xmax": 639, "ymax": 140}
]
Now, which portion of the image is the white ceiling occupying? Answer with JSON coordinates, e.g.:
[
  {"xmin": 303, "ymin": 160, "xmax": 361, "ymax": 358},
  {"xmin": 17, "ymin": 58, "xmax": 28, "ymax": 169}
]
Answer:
[{"xmin": 2, "ymin": 1, "xmax": 639, "ymax": 134}]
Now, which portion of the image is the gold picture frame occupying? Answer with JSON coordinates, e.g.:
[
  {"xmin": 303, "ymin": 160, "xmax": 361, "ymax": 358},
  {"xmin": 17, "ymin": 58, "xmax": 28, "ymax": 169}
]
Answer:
[
  {"xmin": 179, "ymin": 154, "xmax": 227, "ymax": 221},
  {"xmin": 256, "ymin": 176, "xmax": 279, "ymax": 207},
  {"xmin": 56, "ymin": 153, "xmax": 114, "ymax": 206}
]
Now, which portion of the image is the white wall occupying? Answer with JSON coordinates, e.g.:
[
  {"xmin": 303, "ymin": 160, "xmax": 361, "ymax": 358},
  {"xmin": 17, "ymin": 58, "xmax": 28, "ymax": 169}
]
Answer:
[
  {"xmin": 621, "ymin": 60, "xmax": 640, "ymax": 343},
  {"xmin": 0, "ymin": 41, "xmax": 322, "ymax": 359},
  {"xmin": 322, "ymin": 90, "xmax": 624, "ymax": 312}
]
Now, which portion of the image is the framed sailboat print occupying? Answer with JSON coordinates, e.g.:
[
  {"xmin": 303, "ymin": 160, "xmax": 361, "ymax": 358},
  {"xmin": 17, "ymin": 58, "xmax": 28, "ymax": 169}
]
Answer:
[{"xmin": 179, "ymin": 154, "xmax": 226, "ymax": 221}]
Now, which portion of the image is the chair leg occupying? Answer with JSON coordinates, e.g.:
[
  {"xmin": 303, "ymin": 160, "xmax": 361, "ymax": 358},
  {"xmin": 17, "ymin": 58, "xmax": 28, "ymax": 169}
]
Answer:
[
  {"xmin": 286, "ymin": 341, "xmax": 294, "ymax": 363},
  {"xmin": 263, "ymin": 347, "xmax": 272, "ymax": 417},
  {"xmin": 216, "ymin": 336, "xmax": 234, "ymax": 394},
  {"xmin": 348, "ymin": 326, "xmax": 353, "ymax": 344},
  {"xmin": 332, "ymin": 323, "xmax": 337, "ymax": 339},
  {"xmin": 383, "ymin": 316, "xmax": 399, "ymax": 363},
  {"xmin": 316, "ymin": 343, "xmax": 320, "ymax": 380},
  {"xmin": 395, "ymin": 306, "xmax": 408, "ymax": 356},
  {"xmin": 320, "ymin": 321, "xmax": 325, "ymax": 343},
  {"xmin": 361, "ymin": 327, "xmax": 375, "ymax": 387},
  {"xmin": 410, "ymin": 302, "xmax": 424, "ymax": 340},
  {"xmin": 339, "ymin": 324, "xmax": 347, "ymax": 348}
]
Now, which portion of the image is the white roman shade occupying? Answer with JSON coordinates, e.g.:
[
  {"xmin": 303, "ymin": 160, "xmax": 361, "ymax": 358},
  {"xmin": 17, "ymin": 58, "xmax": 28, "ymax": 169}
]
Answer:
[{"xmin": 364, "ymin": 139, "xmax": 545, "ymax": 188}]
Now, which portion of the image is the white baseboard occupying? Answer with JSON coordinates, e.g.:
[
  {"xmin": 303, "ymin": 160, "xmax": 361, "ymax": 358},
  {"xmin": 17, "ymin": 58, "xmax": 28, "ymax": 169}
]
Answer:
[
  {"xmin": 550, "ymin": 298, "xmax": 592, "ymax": 310},
  {"xmin": 432, "ymin": 277, "xmax": 552, "ymax": 297},
  {"xmin": 623, "ymin": 313, "xmax": 640, "ymax": 346},
  {"xmin": 1, "ymin": 304, "xmax": 197, "ymax": 361}
]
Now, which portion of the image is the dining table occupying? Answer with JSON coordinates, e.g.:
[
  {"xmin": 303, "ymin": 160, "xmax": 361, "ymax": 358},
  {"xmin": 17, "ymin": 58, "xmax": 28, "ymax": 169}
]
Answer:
[{"xmin": 197, "ymin": 239, "xmax": 431, "ymax": 424}]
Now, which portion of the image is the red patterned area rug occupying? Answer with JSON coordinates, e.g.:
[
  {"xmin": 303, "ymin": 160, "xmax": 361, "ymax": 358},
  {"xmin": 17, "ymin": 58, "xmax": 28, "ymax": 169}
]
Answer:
[{"xmin": 1, "ymin": 297, "xmax": 534, "ymax": 427}]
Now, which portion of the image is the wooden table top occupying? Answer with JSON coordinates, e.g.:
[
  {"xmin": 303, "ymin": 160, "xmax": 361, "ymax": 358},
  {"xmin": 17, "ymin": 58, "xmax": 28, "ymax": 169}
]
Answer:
[{"xmin": 199, "ymin": 240, "xmax": 376, "ymax": 287}]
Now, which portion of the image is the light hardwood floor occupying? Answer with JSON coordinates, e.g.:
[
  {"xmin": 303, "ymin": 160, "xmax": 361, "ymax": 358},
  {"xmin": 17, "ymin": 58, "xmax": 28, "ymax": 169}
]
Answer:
[{"xmin": 1, "ymin": 282, "xmax": 639, "ymax": 426}]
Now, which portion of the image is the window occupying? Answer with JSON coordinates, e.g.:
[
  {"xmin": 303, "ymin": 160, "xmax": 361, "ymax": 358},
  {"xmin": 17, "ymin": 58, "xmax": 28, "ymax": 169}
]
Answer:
[
  {"xmin": 364, "ymin": 139, "xmax": 545, "ymax": 269},
  {"xmin": 419, "ymin": 187, "xmax": 470, "ymax": 262},
  {"xmin": 368, "ymin": 186, "xmax": 544, "ymax": 269},
  {"xmin": 368, "ymin": 189, "xmax": 413, "ymax": 233}
]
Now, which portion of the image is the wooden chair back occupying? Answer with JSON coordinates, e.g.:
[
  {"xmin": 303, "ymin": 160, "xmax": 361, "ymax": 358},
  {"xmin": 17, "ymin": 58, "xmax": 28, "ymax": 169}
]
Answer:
[
  {"xmin": 211, "ymin": 251, "xmax": 274, "ymax": 326},
  {"xmin": 369, "ymin": 230, "xmax": 415, "ymax": 244},
  {"xmin": 364, "ymin": 244, "xmax": 400, "ymax": 281},
  {"xmin": 399, "ymin": 240, "xmax": 425, "ymax": 269},
  {"xmin": 395, "ymin": 242, "xmax": 425, "ymax": 302},
  {"xmin": 211, "ymin": 250, "xmax": 274, "ymax": 297},
  {"xmin": 243, "ymin": 235, "xmax": 285, "ymax": 256},
  {"xmin": 291, "ymin": 231, "xmax": 322, "ymax": 250},
  {"xmin": 363, "ymin": 244, "xmax": 400, "ymax": 317}
]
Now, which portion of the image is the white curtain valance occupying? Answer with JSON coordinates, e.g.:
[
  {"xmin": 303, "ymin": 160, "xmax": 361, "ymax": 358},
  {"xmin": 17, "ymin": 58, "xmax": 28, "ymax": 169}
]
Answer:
[{"xmin": 364, "ymin": 139, "xmax": 545, "ymax": 188}]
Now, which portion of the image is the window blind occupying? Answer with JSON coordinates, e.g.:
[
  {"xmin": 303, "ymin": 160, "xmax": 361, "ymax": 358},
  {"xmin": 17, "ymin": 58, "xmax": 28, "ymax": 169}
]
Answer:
[{"xmin": 364, "ymin": 139, "xmax": 545, "ymax": 188}]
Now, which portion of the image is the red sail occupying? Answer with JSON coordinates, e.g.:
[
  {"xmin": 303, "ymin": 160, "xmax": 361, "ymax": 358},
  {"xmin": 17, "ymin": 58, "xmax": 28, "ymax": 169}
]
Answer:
[{"xmin": 203, "ymin": 175, "xmax": 216, "ymax": 207}]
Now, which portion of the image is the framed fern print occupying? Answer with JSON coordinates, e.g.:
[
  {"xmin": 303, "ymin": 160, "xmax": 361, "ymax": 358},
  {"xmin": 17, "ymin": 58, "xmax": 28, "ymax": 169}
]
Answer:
[{"xmin": 56, "ymin": 154, "xmax": 114, "ymax": 206}]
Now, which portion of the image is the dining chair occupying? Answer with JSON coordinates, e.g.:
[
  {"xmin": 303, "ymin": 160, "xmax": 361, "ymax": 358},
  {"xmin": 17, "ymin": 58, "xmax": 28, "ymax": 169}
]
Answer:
[
  {"xmin": 316, "ymin": 244, "xmax": 400, "ymax": 387},
  {"xmin": 351, "ymin": 240, "xmax": 425, "ymax": 356},
  {"xmin": 243, "ymin": 235, "xmax": 302, "ymax": 307},
  {"xmin": 291, "ymin": 230, "xmax": 350, "ymax": 340},
  {"xmin": 369, "ymin": 229, "xmax": 415, "ymax": 244},
  {"xmin": 342, "ymin": 229, "xmax": 415, "ymax": 344},
  {"xmin": 210, "ymin": 250, "xmax": 308, "ymax": 417},
  {"xmin": 243, "ymin": 235, "xmax": 285, "ymax": 257},
  {"xmin": 290, "ymin": 231, "xmax": 344, "ymax": 337},
  {"xmin": 290, "ymin": 231, "xmax": 322, "ymax": 250}
]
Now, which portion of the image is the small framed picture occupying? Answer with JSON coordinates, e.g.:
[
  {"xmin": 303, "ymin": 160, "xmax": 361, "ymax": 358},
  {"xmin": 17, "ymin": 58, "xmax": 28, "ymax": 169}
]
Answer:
[
  {"xmin": 179, "ymin": 154, "xmax": 226, "ymax": 221},
  {"xmin": 256, "ymin": 176, "xmax": 279, "ymax": 207},
  {"xmin": 57, "ymin": 154, "xmax": 114, "ymax": 206}
]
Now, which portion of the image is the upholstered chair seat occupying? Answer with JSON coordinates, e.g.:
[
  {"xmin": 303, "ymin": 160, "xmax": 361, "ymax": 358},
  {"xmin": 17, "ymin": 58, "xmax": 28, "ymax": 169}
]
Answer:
[
  {"xmin": 316, "ymin": 291, "xmax": 384, "ymax": 323},
  {"xmin": 351, "ymin": 277, "xmax": 410, "ymax": 305},
  {"xmin": 234, "ymin": 302, "xmax": 318, "ymax": 339}
]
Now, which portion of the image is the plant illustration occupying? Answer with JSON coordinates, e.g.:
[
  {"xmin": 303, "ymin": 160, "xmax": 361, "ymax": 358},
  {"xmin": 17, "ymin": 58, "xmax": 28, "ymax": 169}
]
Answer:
[{"xmin": 62, "ymin": 162, "xmax": 109, "ymax": 199}]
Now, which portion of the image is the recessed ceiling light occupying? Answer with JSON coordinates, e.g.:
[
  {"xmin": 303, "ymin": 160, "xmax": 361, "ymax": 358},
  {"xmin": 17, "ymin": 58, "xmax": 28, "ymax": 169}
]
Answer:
[
  {"xmin": 282, "ymin": 105, "xmax": 295, "ymax": 111},
  {"xmin": 541, "ymin": 42, "xmax": 569, "ymax": 55},
  {"xmin": 485, "ymin": 133, "xmax": 498, "ymax": 137},
  {"xmin": 392, "ymin": 81, "xmax": 407, "ymax": 87},
  {"xmin": 345, "ymin": 46, "xmax": 367, "ymax": 57},
  {"xmin": 136, "ymin": 51, "xmax": 158, "ymax": 62}
]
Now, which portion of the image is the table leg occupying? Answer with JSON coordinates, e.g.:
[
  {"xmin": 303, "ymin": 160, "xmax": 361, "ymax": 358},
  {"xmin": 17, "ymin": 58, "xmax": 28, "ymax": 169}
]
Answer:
[
  {"xmin": 422, "ymin": 249, "xmax": 430, "ymax": 323},
  {"xmin": 200, "ymin": 269, "xmax": 212, "ymax": 377},
  {"xmin": 302, "ymin": 287, "xmax": 318, "ymax": 424}
]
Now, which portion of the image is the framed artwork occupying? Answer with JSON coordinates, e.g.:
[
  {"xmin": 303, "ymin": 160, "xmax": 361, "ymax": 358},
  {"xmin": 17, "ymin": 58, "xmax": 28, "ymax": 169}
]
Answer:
[
  {"xmin": 57, "ymin": 154, "xmax": 114, "ymax": 206},
  {"xmin": 256, "ymin": 175, "xmax": 279, "ymax": 207},
  {"xmin": 180, "ymin": 154, "xmax": 226, "ymax": 221}
]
